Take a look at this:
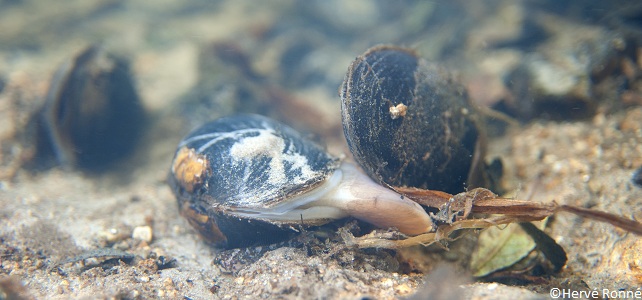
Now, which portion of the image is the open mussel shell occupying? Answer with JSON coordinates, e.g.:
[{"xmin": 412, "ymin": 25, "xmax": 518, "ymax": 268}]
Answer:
[
  {"xmin": 341, "ymin": 45, "xmax": 485, "ymax": 194},
  {"xmin": 35, "ymin": 45, "xmax": 145, "ymax": 171},
  {"xmin": 169, "ymin": 114, "xmax": 341, "ymax": 248},
  {"xmin": 170, "ymin": 114, "xmax": 436, "ymax": 248}
]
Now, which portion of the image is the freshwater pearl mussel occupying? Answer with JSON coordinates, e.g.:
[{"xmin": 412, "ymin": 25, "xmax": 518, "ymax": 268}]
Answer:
[
  {"xmin": 31, "ymin": 45, "xmax": 145, "ymax": 171},
  {"xmin": 169, "ymin": 114, "xmax": 433, "ymax": 249},
  {"xmin": 341, "ymin": 45, "xmax": 485, "ymax": 194}
]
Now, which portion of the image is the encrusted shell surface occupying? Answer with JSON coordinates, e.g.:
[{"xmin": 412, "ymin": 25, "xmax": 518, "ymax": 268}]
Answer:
[
  {"xmin": 169, "ymin": 114, "xmax": 340, "ymax": 248},
  {"xmin": 341, "ymin": 45, "xmax": 484, "ymax": 194}
]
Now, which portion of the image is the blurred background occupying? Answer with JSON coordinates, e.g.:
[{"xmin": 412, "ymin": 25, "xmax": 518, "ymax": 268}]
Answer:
[{"xmin": 1, "ymin": 1, "xmax": 641, "ymax": 298}]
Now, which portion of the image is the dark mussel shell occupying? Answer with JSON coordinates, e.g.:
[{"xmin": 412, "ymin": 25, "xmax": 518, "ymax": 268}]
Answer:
[
  {"xmin": 37, "ymin": 45, "xmax": 145, "ymax": 171},
  {"xmin": 341, "ymin": 45, "xmax": 485, "ymax": 194},
  {"xmin": 168, "ymin": 114, "xmax": 340, "ymax": 249}
]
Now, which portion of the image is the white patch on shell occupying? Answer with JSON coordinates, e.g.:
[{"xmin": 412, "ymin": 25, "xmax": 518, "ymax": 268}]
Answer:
[
  {"xmin": 229, "ymin": 129, "xmax": 314, "ymax": 186},
  {"xmin": 182, "ymin": 120, "xmax": 325, "ymax": 208}
]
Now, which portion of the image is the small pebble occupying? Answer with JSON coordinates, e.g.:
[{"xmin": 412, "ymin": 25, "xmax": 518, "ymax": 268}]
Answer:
[
  {"xmin": 633, "ymin": 167, "xmax": 642, "ymax": 187},
  {"xmin": 99, "ymin": 227, "xmax": 129, "ymax": 243},
  {"xmin": 132, "ymin": 226, "xmax": 153, "ymax": 242},
  {"xmin": 380, "ymin": 278, "xmax": 394, "ymax": 288},
  {"xmin": 163, "ymin": 277, "xmax": 174, "ymax": 288},
  {"xmin": 395, "ymin": 283, "xmax": 413, "ymax": 295}
]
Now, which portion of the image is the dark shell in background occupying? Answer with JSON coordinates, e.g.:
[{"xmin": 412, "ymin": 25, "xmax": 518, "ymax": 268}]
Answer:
[
  {"xmin": 633, "ymin": 166, "xmax": 642, "ymax": 187},
  {"xmin": 35, "ymin": 45, "xmax": 145, "ymax": 171},
  {"xmin": 341, "ymin": 45, "xmax": 484, "ymax": 194},
  {"xmin": 169, "ymin": 114, "xmax": 339, "ymax": 248}
]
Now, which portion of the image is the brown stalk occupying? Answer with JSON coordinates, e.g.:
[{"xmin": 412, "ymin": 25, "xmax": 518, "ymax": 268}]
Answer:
[{"xmin": 350, "ymin": 187, "xmax": 642, "ymax": 249}]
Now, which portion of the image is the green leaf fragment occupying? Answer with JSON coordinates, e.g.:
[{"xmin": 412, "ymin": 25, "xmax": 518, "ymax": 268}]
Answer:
[{"xmin": 470, "ymin": 223, "xmax": 536, "ymax": 277}]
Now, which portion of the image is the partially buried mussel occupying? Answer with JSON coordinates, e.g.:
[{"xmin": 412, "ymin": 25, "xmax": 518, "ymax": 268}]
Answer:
[
  {"xmin": 341, "ymin": 45, "xmax": 485, "ymax": 194},
  {"xmin": 31, "ymin": 45, "xmax": 145, "ymax": 171},
  {"xmin": 168, "ymin": 114, "xmax": 433, "ymax": 249}
]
